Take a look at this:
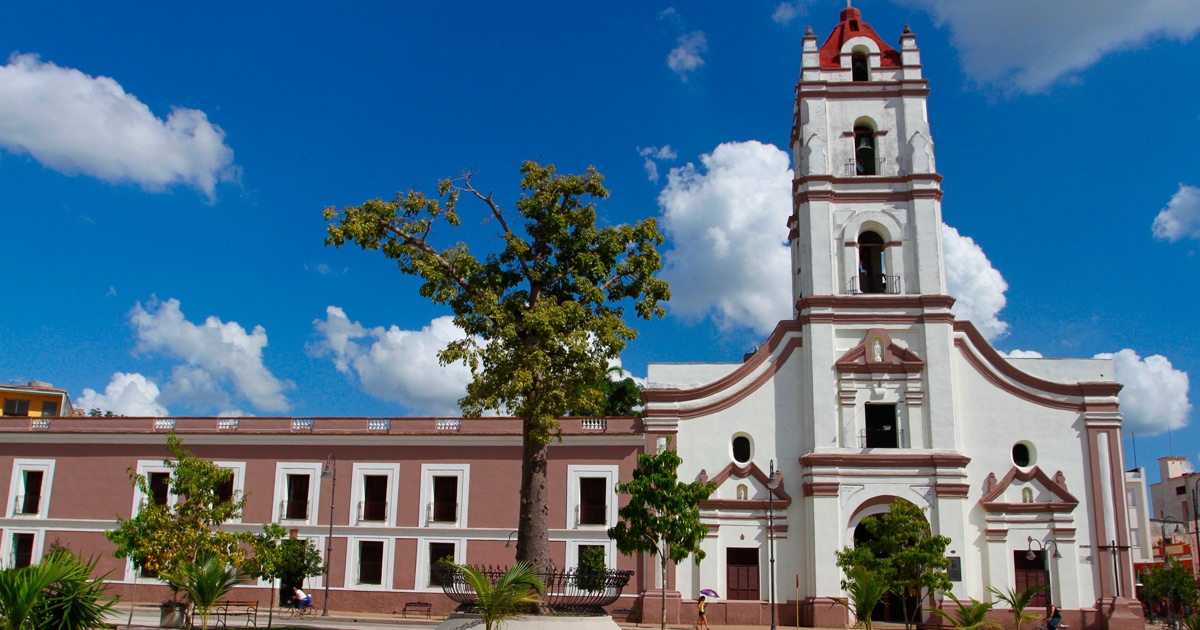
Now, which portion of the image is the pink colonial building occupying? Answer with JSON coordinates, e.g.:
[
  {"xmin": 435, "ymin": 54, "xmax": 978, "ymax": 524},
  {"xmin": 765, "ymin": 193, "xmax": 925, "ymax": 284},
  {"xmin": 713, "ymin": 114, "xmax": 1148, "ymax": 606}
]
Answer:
[{"xmin": 0, "ymin": 415, "xmax": 645, "ymax": 617}]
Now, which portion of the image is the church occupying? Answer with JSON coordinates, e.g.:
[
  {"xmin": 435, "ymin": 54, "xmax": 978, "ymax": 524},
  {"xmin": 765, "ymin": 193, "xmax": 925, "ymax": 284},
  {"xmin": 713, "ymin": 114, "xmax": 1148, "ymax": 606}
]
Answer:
[
  {"xmin": 643, "ymin": 5, "xmax": 1140, "ymax": 629},
  {"xmin": 0, "ymin": 6, "xmax": 1142, "ymax": 629}
]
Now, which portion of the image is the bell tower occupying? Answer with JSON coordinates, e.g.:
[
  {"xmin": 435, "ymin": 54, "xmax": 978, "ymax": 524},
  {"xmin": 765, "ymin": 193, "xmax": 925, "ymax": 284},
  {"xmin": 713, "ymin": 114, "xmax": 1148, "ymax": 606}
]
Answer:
[{"xmin": 788, "ymin": 6, "xmax": 946, "ymax": 305}]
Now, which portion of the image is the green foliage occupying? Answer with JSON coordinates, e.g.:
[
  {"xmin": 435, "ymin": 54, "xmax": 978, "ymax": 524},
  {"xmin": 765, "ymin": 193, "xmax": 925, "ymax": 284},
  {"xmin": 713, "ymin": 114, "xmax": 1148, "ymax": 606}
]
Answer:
[
  {"xmin": 598, "ymin": 377, "xmax": 642, "ymax": 417},
  {"xmin": 1140, "ymin": 557, "xmax": 1199, "ymax": 613},
  {"xmin": 323, "ymin": 161, "xmax": 668, "ymax": 437},
  {"xmin": 987, "ymin": 584, "xmax": 1047, "ymax": 630},
  {"xmin": 324, "ymin": 161, "xmax": 669, "ymax": 569},
  {"xmin": 106, "ymin": 434, "xmax": 256, "ymax": 581},
  {"xmin": 836, "ymin": 500, "xmax": 952, "ymax": 630},
  {"xmin": 452, "ymin": 561, "xmax": 546, "ymax": 630},
  {"xmin": 162, "ymin": 555, "xmax": 240, "ymax": 630},
  {"xmin": 927, "ymin": 592, "xmax": 1001, "ymax": 630},
  {"xmin": 577, "ymin": 546, "xmax": 608, "ymax": 592},
  {"xmin": 28, "ymin": 546, "xmax": 117, "ymax": 630},
  {"xmin": 245, "ymin": 525, "xmax": 326, "ymax": 586},
  {"xmin": 0, "ymin": 548, "xmax": 115, "ymax": 630},
  {"xmin": 838, "ymin": 566, "xmax": 891, "ymax": 630},
  {"xmin": 609, "ymin": 444, "xmax": 716, "ymax": 630}
]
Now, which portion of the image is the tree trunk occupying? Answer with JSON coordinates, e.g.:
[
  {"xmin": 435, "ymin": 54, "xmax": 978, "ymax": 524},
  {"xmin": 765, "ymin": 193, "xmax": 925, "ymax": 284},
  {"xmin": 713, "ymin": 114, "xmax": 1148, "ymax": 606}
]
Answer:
[
  {"xmin": 516, "ymin": 425, "xmax": 551, "ymax": 574},
  {"xmin": 661, "ymin": 552, "xmax": 668, "ymax": 630}
]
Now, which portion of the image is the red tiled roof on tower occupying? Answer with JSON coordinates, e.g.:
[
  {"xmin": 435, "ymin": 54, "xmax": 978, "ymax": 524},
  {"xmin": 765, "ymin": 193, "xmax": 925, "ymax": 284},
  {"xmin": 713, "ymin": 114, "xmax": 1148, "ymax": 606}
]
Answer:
[{"xmin": 818, "ymin": 6, "xmax": 901, "ymax": 68}]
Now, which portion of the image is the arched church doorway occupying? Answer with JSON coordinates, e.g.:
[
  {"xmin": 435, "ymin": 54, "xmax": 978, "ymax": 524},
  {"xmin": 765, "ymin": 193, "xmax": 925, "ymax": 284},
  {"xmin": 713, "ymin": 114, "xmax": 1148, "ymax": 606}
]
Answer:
[{"xmin": 850, "ymin": 499, "xmax": 925, "ymax": 624}]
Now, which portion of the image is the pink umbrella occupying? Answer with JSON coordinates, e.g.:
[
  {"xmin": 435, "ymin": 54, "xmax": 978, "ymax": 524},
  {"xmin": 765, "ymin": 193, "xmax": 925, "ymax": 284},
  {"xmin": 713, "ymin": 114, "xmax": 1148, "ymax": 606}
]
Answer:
[{"xmin": 700, "ymin": 589, "xmax": 719, "ymax": 599}]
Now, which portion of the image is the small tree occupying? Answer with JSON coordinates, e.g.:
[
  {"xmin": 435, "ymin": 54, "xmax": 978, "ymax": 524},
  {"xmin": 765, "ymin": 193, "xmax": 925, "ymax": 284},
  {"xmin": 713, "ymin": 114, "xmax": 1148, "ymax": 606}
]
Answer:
[
  {"xmin": 162, "ymin": 556, "xmax": 240, "ymax": 630},
  {"xmin": 838, "ymin": 566, "xmax": 890, "ymax": 630},
  {"xmin": 451, "ymin": 561, "xmax": 546, "ymax": 630},
  {"xmin": 245, "ymin": 525, "xmax": 325, "ymax": 622},
  {"xmin": 608, "ymin": 444, "xmax": 717, "ymax": 630},
  {"xmin": 1141, "ymin": 557, "xmax": 1199, "ymax": 620},
  {"xmin": 927, "ymin": 592, "xmax": 1001, "ymax": 630},
  {"xmin": 324, "ymin": 162, "xmax": 669, "ymax": 572},
  {"xmin": 836, "ymin": 500, "xmax": 951, "ymax": 630},
  {"xmin": 987, "ymin": 584, "xmax": 1047, "ymax": 630},
  {"xmin": 106, "ymin": 434, "xmax": 255, "ymax": 582},
  {"xmin": 577, "ymin": 545, "xmax": 608, "ymax": 593}
]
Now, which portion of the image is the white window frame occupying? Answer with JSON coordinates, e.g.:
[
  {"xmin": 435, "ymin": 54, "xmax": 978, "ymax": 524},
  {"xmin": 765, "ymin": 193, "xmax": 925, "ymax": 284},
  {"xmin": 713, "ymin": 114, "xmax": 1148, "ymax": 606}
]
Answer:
[
  {"xmin": 566, "ymin": 539, "xmax": 616, "ymax": 572},
  {"xmin": 132, "ymin": 460, "xmax": 176, "ymax": 516},
  {"xmin": 419, "ymin": 464, "xmax": 469, "ymax": 528},
  {"xmin": 345, "ymin": 536, "xmax": 393, "ymax": 590},
  {"xmin": 272, "ymin": 462, "xmax": 324, "ymax": 526},
  {"xmin": 7, "ymin": 459, "xmax": 55, "ymax": 519},
  {"xmin": 213, "ymin": 461, "xmax": 247, "ymax": 524},
  {"xmin": 567, "ymin": 465, "xmax": 618, "ymax": 529},
  {"xmin": 416, "ymin": 536, "xmax": 465, "ymax": 592},
  {"xmin": 349, "ymin": 463, "xmax": 400, "ymax": 527},
  {"xmin": 2, "ymin": 528, "xmax": 43, "ymax": 569}
]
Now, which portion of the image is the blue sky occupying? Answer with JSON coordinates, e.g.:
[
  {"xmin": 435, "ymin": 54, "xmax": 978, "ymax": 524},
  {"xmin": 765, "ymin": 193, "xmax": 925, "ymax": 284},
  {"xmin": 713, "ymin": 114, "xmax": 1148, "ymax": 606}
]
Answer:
[{"xmin": 2, "ymin": 1, "xmax": 1199, "ymax": 482}]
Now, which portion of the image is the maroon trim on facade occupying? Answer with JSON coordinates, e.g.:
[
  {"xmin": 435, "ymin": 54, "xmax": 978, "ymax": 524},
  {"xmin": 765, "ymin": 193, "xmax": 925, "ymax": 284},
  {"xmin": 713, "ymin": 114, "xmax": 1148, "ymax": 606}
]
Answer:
[
  {"xmin": 797, "ymin": 190, "xmax": 943, "ymax": 204},
  {"xmin": 698, "ymin": 461, "xmax": 792, "ymax": 508},
  {"xmin": 834, "ymin": 328, "xmax": 925, "ymax": 375},
  {"xmin": 642, "ymin": 333, "xmax": 806, "ymax": 420},
  {"xmin": 801, "ymin": 453, "xmax": 970, "ymax": 469},
  {"xmin": 979, "ymin": 466, "xmax": 1079, "ymax": 513},
  {"xmin": 795, "ymin": 83, "xmax": 932, "ymax": 99},
  {"xmin": 794, "ymin": 173, "xmax": 944, "ymax": 187},
  {"xmin": 934, "ymin": 483, "xmax": 969, "ymax": 498},
  {"xmin": 803, "ymin": 482, "xmax": 840, "ymax": 497},
  {"xmin": 954, "ymin": 322, "xmax": 1122, "ymax": 412},
  {"xmin": 702, "ymin": 498, "xmax": 791, "ymax": 510}
]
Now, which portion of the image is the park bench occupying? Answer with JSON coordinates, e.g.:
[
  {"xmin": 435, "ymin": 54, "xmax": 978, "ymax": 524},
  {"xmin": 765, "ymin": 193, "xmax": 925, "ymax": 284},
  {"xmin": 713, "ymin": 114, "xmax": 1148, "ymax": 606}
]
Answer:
[
  {"xmin": 197, "ymin": 600, "xmax": 258, "ymax": 628},
  {"xmin": 403, "ymin": 601, "xmax": 432, "ymax": 618}
]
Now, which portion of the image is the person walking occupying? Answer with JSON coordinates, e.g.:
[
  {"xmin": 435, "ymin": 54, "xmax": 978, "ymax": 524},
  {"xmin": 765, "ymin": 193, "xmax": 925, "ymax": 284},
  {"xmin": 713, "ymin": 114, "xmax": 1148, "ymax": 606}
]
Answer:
[{"xmin": 696, "ymin": 596, "xmax": 710, "ymax": 630}]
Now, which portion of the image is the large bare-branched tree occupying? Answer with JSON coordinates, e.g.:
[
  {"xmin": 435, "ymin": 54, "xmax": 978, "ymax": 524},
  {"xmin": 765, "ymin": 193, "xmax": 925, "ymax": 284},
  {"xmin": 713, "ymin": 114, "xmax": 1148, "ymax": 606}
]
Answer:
[{"xmin": 323, "ymin": 161, "xmax": 669, "ymax": 570}]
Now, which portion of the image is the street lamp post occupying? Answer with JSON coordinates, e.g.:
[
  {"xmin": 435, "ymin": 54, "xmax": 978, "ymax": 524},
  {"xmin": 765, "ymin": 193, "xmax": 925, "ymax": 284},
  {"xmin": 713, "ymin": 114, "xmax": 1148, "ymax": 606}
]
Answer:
[
  {"xmin": 1026, "ymin": 537, "xmax": 1062, "ymax": 605},
  {"xmin": 320, "ymin": 454, "xmax": 337, "ymax": 617},
  {"xmin": 767, "ymin": 460, "xmax": 781, "ymax": 630}
]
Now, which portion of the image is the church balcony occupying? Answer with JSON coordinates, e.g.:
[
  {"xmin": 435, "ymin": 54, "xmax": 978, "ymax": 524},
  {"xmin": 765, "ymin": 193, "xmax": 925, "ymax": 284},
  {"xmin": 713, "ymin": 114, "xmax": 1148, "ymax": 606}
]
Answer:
[
  {"xmin": 858, "ymin": 426, "xmax": 905, "ymax": 449},
  {"xmin": 844, "ymin": 157, "xmax": 894, "ymax": 177},
  {"xmin": 849, "ymin": 274, "xmax": 901, "ymax": 295}
]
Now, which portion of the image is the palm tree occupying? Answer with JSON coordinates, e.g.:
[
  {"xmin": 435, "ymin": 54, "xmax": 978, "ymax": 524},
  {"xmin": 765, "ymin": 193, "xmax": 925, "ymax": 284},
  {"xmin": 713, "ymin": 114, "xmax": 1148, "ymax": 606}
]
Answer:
[
  {"xmin": 30, "ymin": 548, "xmax": 117, "ymax": 630},
  {"xmin": 452, "ymin": 561, "xmax": 546, "ymax": 630},
  {"xmin": 927, "ymin": 592, "xmax": 1002, "ymax": 630},
  {"xmin": 988, "ymin": 584, "xmax": 1048, "ymax": 630},
  {"xmin": 838, "ymin": 566, "xmax": 891, "ymax": 630},
  {"xmin": 0, "ymin": 561, "xmax": 71, "ymax": 630},
  {"xmin": 163, "ymin": 555, "xmax": 240, "ymax": 630}
]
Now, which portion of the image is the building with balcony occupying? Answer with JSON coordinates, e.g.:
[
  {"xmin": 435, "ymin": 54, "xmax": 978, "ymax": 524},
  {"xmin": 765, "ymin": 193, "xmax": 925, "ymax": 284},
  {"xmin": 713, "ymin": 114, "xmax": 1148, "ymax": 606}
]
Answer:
[{"xmin": 1, "ymin": 381, "xmax": 74, "ymax": 420}]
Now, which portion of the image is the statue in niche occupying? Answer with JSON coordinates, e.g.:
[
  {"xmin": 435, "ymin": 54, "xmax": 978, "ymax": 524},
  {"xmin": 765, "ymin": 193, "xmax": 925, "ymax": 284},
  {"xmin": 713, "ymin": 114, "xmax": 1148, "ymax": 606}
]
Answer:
[
  {"xmin": 872, "ymin": 338, "xmax": 883, "ymax": 362},
  {"xmin": 1022, "ymin": 487, "xmax": 1034, "ymax": 503},
  {"xmin": 737, "ymin": 484, "xmax": 748, "ymax": 500}
]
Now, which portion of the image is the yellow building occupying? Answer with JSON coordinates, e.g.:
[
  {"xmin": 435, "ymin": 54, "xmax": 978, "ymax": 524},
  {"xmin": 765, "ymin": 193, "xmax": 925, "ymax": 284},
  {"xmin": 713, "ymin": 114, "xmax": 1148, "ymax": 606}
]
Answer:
[{"xmin": 0, "ymin": 382, "xmax": 74, "ymax": 418}]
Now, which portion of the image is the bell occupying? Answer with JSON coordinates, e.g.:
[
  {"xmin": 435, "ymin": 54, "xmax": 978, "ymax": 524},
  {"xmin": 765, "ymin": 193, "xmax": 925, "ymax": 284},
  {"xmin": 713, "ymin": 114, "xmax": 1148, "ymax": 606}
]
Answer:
[{"xmin": 856, "ymin": 136, "xmax": 873, "ymax": 151}]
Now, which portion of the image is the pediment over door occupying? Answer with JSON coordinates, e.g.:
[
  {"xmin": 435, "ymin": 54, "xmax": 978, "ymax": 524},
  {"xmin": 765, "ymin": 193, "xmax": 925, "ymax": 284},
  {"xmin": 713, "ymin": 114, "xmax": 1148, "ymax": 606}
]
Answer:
[
  {"xmin": 698, "ymin": 462, "xmax": 791, "ymax": 510},
  {"xmin": 835, "ymin": 328, "xmax": 925, "ymax": 375},
  {"xmin": 980, "ymin": 466, "xmax": 1079, "ymax": 514}
]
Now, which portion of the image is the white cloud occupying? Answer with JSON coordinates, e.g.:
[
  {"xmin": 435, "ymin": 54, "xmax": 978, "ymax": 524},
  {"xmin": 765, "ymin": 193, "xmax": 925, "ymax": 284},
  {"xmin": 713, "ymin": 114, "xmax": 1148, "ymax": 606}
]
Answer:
[
  {"xmin": 898, "ymin": 0, "xmax": 1200, "ymax": 92},
  {"xmin": 78, "ymin": 372, "xmax": 168, "ymax": 417},
  {"xmin": 1001, "ymin": 349, "xmax": 1044, "ymax": 359},
  {"xmin": 943, "ymin": 224, "xmax": 1010, "ymax": 341},
  {"xmin": 311, "ymin": 307, "xmax": 474, "ymax": 416},
  {"xmin": 131, "ymin": 298, "xmax": 291, "ymax": 413},
  {"xmin": 0, "ymin": 53, "xmax": 236, "ymax": 199},
  {"xmin": 668, "ymin": 31, "xmax": 708, "ymax": 81},
  {"xmin": 1094, "ymin": 349, "xmax": 1192, "ymax": 436},
  {"xmin": 658, "ymin": 141, "xmax": 793, "ymax": 335},
  {"xmin": 1152, "ymin": 184, "xmax": 1200, "ymax": 242},
  {"xmin": 638, "ymin": 145, "xmax": 678, "ymax": 182},
  {"xmin": 772, "ymin": 2, "xmax": 807, "ymax": 25}
]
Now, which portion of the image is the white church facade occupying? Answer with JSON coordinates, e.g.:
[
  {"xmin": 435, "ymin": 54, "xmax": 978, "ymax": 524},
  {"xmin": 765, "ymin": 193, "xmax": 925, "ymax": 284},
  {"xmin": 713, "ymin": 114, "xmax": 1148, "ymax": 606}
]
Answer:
[{"xmin": 644, "ymin": 6, "xmax": 1141, "ymax": 629}]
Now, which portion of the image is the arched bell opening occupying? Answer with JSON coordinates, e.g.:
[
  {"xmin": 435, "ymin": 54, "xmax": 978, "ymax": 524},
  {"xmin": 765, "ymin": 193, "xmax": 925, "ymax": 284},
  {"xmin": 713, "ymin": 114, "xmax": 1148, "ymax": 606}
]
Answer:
[
  {"xmin": 852, "ymin": 47, "xmax": 870, "ymax": 82},
  {"xmin": 854, "ymin": 126, "xmax": 876, "ymax": 175},
  {"xmin": 857, "ymin": 230, "xmax": 887, "ymax": 294}
]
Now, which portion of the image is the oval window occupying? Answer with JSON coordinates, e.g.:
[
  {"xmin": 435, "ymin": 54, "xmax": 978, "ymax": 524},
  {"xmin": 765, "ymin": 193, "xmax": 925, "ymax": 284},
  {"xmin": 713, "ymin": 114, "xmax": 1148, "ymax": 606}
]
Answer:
[
  {"xmin": 732, "ymin": 436, "xmax": 752, "ymax": 464},
  {"xmin": 1012, "ymin": 443, "xmax": 1031, "ymax": 467}
]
